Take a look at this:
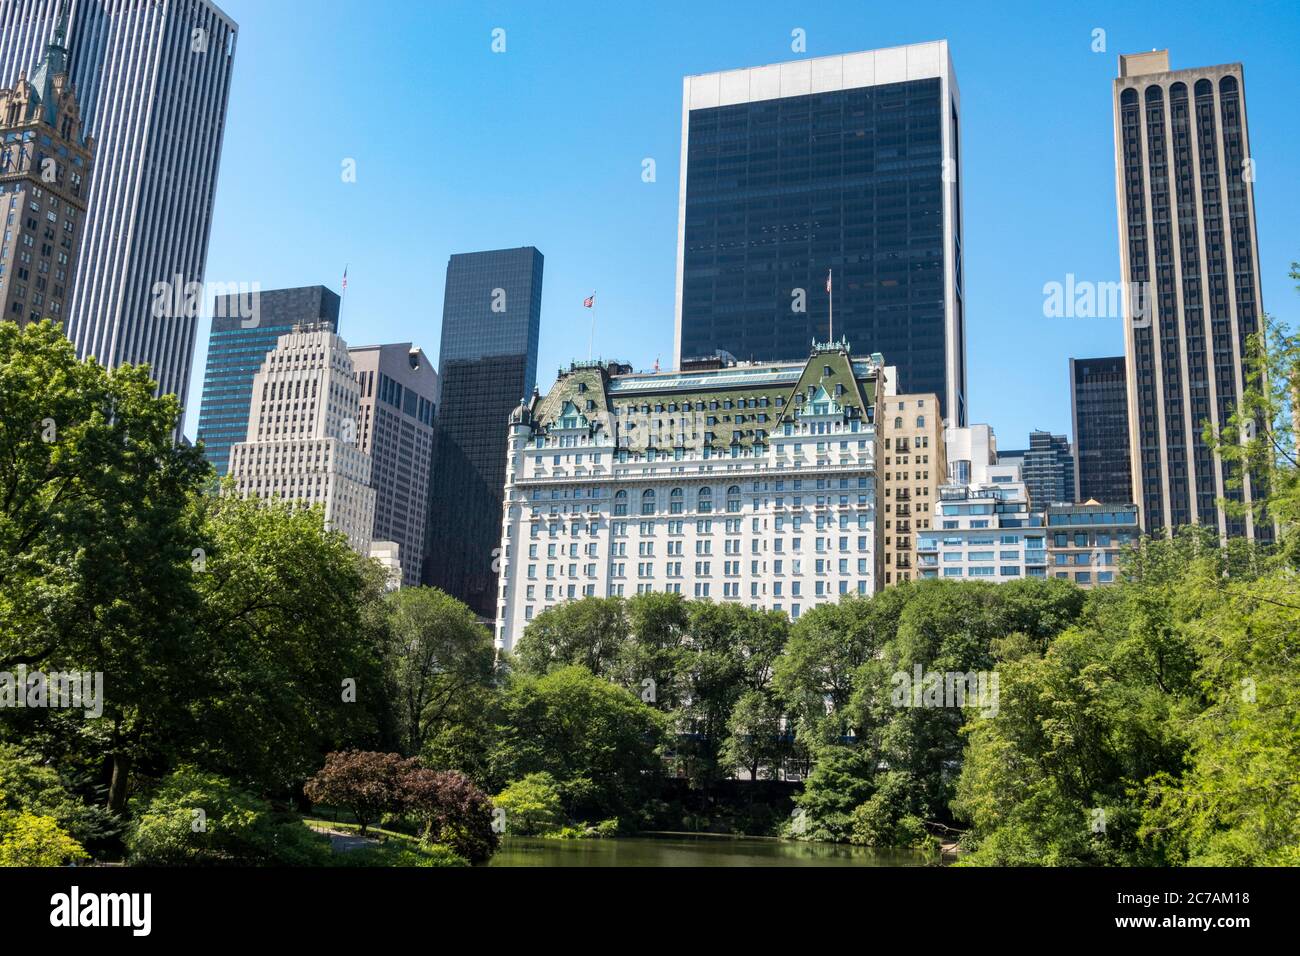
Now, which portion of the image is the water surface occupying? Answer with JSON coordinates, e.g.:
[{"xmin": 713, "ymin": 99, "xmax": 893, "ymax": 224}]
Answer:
[{"xmin": 487, "ymin": 834, "xmax": 934, "ymax": 867}]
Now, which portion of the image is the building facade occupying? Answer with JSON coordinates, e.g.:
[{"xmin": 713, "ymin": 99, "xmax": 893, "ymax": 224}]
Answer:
[
  {"xmin": 425, "ymin": 247, "xmax": 543, "ymax": 618},
  {"xmin": 1002, "ymin": 430, "xmax": 1075, "ymax": 511},
  {"xmin": 879, "ymin": 392, "xmax": 946, "ymax": 585},
  {"xmin": 351, "ymin": 343, "xmax": 438, "ymax": 588},
  {"xmin": 1070, "ymin": 355, "xmax": 1132, "ymax": 504},
  {"xmin": 1045, "ymin": 502, "xmax": 1140, "ymax": 587},
  {"xmin": 919, "ymin": 425, "xmax": 1048, "ymax": 582},
  {"xmin": 675, "ymin": 41, "xmax": 967, "ymax": 426},
  {"xmin": 1113, "ymin": 50, "xmax": 1269, "ymax": 541},
  {"xmin": 495, "ymin": 343, "xmax": 885, "ymax": 651},
  {"xmin": 227, "ymin": 327, "xmax": 375, "ymax": 554},
  {"xmin": 195, "ymin": 286, "xmax": 340, "ymax": 475},
  {"xmin": 1, "ymin": 0, "xmax": 238, "ymax": 418},
  {"xmin": 0, "ymin": 17, "xmax": 94, "ymax": 327}
]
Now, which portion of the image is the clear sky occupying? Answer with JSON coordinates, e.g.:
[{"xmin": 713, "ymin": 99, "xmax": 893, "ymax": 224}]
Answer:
[{"xmin": 185, "ymin": 0, "xmax": 1300, "ymax": 445}]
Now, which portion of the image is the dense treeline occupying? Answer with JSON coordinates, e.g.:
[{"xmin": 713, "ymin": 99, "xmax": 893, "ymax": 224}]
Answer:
[{"xmin": 2, "ymin": 284, "xmax": 1299, "ymax": 865}]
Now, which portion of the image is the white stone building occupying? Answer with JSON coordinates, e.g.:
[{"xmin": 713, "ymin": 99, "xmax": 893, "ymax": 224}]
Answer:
[
  {"xmin": 917, "ymin": 425, "xmax": 1048, "ymax": 582},
  {"xmin": 494, "ymin": 343, "xmax": 888, "ymax": 651},
  {"xmin": 228, "ymin": 326, "xmax": 376, "ymax": 554}
]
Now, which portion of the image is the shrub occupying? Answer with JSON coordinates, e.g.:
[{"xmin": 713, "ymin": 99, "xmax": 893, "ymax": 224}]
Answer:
[
  {"xmin": 0, "ymin": 744, "xmax": 120, "ymax": 852},
  {"xmin": 493, "ymin": 772, "xmax": 565, "ymax": 836},
  {"xmin": 399, "ymin": 767, "xmax": 498, "ymax": 863},
  {"xmin": 332, "ymin": 841, "xmax": 468, "ymax": 867},
  {"xmin": 127, "ymin": 767, "xmax": 331, "ymax": 866},
  {"xmin": 0, "ymin": 812, "xmax": 88, "ymax": 866}
]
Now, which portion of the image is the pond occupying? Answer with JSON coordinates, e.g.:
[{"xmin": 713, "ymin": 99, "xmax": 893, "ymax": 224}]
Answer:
[{"xmin": 486, "ymin": 834, "xmax": 940, "ymax": 867}]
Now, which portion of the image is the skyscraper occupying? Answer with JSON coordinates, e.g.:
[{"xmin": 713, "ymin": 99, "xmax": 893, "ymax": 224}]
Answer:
[
  {"xmin": 228, "ymin": 327, "xmax": 375, "ymax": 555},
  {"xmin": 425, "ymin": 247, "xmax": 543, "ymax": 617},
  {"xmin": 1113, "ymin": 50, "xmax": 1269, "ymax": 541},
  {"xmin": 196, "ymin": 286, "xmax": 340, "ymax": 476},
  {"xmin": 351, "ymin": 343, "xmax": 438, "ymax": 588},
  {"xmin": 0, "ymin": 15, "xmax": 95, "ymax": 326},
  {"xmin": 675, "ymin": 41, "xmax": 966, "ymax": 425},
  {"xmin": 0, "ymin": 0, "xmax": 238, "ymax": 419},
  {"xmin": 1001, "ymin": 431, "xmax": 1075, "ymax": 510},
  {"xmin": 1070, "ymin": 356, "xmax": 1133, "ymax": 504}
]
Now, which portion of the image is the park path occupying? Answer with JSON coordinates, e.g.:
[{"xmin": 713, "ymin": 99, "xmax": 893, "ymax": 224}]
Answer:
[{"xmin": 308, "ymin": 824, "xmax": 379, "ymax": 854}]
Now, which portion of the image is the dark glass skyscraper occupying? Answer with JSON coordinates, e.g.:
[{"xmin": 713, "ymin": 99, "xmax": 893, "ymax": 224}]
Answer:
[
  {"xmin": 425, "ymin": 247, "xmax": 543, "ymax": 617},
  {"xmin": 675, "ymin": 43, "xmax": 966, "ymax": 425},
  {"xmin": 1113, "ymin": 50, "xmax": 1270, "ymax": 541},
  {"xmin": 1070, "ymin": 356, "xmax": 1133, "ymax": 504},
  {"xmin": 1015, "ymin": 431, "xmax": 1076, "ymax": 510},
  {"xmin": 195, "ymin": 286, "xmax": 340, "ymax": 475}
]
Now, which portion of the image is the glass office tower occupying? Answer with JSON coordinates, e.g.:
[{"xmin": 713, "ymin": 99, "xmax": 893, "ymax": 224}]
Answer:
[
  {"xmin": 1070, "ymin": 356, "xmax": 1133, "ymax": 505},
  {"xmin": 675, "ymin": 42, "xmax": 966, "ymax": 425},
  {"xmin": 425, "ymin": 247, "xmax": 543, "ymax": 618}
]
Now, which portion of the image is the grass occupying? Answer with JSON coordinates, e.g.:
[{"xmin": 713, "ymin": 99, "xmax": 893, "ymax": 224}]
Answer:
[{"xmin": 301, "ymin": 817, "xmax": 468, "ymax": 868}]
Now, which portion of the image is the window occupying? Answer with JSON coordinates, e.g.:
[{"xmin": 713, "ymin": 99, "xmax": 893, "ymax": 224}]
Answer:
[
  {"xmin": 670, "ymin": 487, "xmax": 684, "ymax": 514},
  {"xmin": 726, "ymin": 485, "xmax": 741, "ymax": 513},
  {"xmin": 641, "ymin": 489, "xmax": 655, "ymax": 515},
  {"xmin": 614, "ymin": 490, "xmax": 628, "ymax": 516},
  {"xmin": 697, "ymin": 487, "xmax": 713, "ymax": 513}
]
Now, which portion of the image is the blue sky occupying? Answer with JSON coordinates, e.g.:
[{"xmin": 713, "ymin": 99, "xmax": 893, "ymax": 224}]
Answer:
[{"xmin": 186, "ymin": 0, "xmax": 1300, "ymax": 444}]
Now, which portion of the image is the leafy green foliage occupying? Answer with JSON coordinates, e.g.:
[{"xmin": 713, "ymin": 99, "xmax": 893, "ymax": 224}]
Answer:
[
  {"xmin": 127, "ymin": 767, "xmax": 331, "ymax": 866},
  {"xmin": 493, "ymin": 772, "xmax": 565, "ymax": 836},
  {"xmin": 790, "ymin": 746, "xmax": 875, "ymax": 842},
  {"xmin": 490, "ymin": 666, "xmax": 667, "ymax": 823},
  {"xmin": 0, "ymin": 811, "xmax": 88, "ymax": 866}
]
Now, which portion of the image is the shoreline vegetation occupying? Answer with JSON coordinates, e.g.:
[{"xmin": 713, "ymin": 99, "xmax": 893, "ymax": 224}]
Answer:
[{"xmin": 1, "ymin": 283, "xmax": 1298, "ymax": 867}]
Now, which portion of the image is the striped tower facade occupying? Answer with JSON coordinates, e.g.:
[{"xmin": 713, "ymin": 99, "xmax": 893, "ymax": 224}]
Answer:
[{"xmin": 0, "ymin": 0, "xmax": 238, "ymax": 422}]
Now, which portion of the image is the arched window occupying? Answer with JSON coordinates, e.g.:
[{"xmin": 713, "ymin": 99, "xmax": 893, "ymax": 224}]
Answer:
[
  {"xmin": 916, "ymin": 416, "xmax": 925, "ymax": 428},
  {"xmin": 641, "ymin": 489, "xmax": 656, "ymax": 515},
  {"xmin": 614, "ymin": 490, "xmax": 628, "ymax": 516},
  {"xmin": 726, "ymin": 485, "xmax": 742, "ymax": 513},
  {"xmin": 670, "ymin": 487, "xmax": 684, "ymax": 514},
  {"xmin": 698, "ymin": 487, "xmax": 713, "ymax": 513},
  {"xmin": 894, "ymin": 417, "xmax": 903, "ymax": 429}
]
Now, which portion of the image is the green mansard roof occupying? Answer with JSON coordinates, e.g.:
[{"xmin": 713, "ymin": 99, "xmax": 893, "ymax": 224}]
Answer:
[{"xmin": 521, "ymin": 342, "xmax": 884, "ymax": 454}]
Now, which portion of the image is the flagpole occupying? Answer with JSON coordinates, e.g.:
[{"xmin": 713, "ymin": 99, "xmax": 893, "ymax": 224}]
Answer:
[
  {"xmin": 340, "ymin": 264, "xmax": 349, "ymax": 323},
  {"xmin": 829, "ymin": 268, "xmax": 834, "ymax": 344}
]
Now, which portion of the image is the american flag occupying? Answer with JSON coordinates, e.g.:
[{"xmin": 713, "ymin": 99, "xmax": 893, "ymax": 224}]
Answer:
[
  {"xmin": 584, "ymin": 293, "xmax": 595, "ymax": 308},
  {"xmin": 342, "ymin": 266, "xmax": 348, "ymax": 293}
]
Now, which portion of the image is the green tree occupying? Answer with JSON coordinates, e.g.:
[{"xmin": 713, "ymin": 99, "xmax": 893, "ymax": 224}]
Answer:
[
  {"xmin": 186, "ymin": 493, "xmax": 393, "ymax": 792},
  {"xmin": 490, "ymin": 665, "xmax": 667, "ymax": 822},
  {"xmin": 0, "ymin": 320, "xmax": 210, "ymax": 816},
  {"xmin": 513, "ymin": 597, "xmax": 627, "ymax": 678},
  {"xmin": 384, "ymin": 587, "xmax": 496, "ymax": 756},
  {"xmin": 718, "ymin": 690, "xmax": 788, "ymax": 781},
  {"xmin": 789, "ymin": 745, "xmax": 875, "ymax": 842}
]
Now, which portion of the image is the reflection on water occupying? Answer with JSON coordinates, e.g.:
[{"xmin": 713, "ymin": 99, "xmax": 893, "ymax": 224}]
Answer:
[{"xmin": 486, "ymin": 834, "xmax": 936, "ymax": 867}]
